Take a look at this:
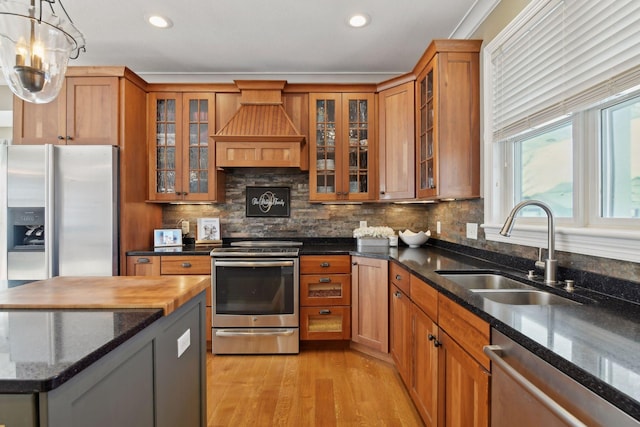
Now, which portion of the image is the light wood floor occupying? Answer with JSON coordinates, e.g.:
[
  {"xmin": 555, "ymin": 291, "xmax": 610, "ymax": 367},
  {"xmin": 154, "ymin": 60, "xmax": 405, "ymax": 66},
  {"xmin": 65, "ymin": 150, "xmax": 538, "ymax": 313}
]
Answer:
[{"xmin": 206, "ymin": 345, "xmax": 424, "ymax": 427}]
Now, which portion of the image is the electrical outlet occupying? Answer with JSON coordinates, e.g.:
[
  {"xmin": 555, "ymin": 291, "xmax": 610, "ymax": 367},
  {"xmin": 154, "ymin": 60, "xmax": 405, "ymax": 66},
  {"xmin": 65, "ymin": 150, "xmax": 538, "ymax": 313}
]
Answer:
[
  {"xmin": 181, "ymin": 220, "xmax": 189, "ymax": 235},
  {"xmin": 177, "ymin": 328, "xmax": 191, "ymax": 358},
  {"xmin": 359, "ymin": 221, "xmax": 367, "ymax": 228},
  {"xmin": 436, "ymin": 221, "xmax": 441, "ymax": 234},
  {"xmin": 466, "ymin": 223, "xmax": 478, "ymax": 240}
]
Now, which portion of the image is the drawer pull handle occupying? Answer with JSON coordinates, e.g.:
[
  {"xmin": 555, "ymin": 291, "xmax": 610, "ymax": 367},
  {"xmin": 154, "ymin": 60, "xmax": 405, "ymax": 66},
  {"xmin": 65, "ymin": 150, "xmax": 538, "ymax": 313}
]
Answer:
[
  {"xmin": 319, "ymin": 277, "xmax": 332, "ymax": 283},
  {"xmin": 320, "ymin": 262, "xmax": 330, "ymax": 268},
  {"xmin": 395, "ymin": 274, "xmax": 402, "ymax": 280},
  {"xmin": 138, "ymin": 257, "xmax": 150, "ymax": 264},
  {"xmin": 319, "ymin": 309, "xmax": 332, "ymax": 315},
  {"xmin": 181, "ymin": 262, "xmax": 192, "ymax": 268}
]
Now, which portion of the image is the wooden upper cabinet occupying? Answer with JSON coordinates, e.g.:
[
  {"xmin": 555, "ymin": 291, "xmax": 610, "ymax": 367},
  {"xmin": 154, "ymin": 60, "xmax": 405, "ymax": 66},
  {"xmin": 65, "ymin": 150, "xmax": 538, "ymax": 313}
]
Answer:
[
  {"xmin": 13, "ymin": 76, "xmax": 119, "ymax": 145},
  {"xmin": 147, "ymin": 92, "xmax": 225, "ymax": 203},
  {"xmin": 309, "ymin": 93, "xmax": 376, "ymax": 202},
  {"xmin": 378, "ymin": 81, "xmax": 415, "ymax": 201},
  {"xmin": 415, "ymin": 40, "xmax": 481, "ymax": 200}
]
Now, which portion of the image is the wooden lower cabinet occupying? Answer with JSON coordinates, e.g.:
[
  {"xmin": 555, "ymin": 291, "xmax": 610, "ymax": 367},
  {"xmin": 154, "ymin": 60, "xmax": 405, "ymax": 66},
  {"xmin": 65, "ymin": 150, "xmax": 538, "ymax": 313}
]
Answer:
[
  {"xmin": 300, "ymin": 255, "xmax": 351, "ymax": 340},
  {"xmin": 439, "ymin": 331, "xmax": 490, "ymax": 427},
  {"xmin": 351, "ymin": 256, "xmax": 389, "ymax": 353},
  {"xmin": 389, "ymin": 267, "xmax": 490, "ymax": 427},
  {"xmin": 411, "ymin": 304, "xmax": 440, "ymax": 427},
  {"xmin": 126, "ymin": 254, "xmax": 212, "ymax": 349},
  {"xmin": 390, "ymin": 284, "xmax": 412, "ymax": 384}
]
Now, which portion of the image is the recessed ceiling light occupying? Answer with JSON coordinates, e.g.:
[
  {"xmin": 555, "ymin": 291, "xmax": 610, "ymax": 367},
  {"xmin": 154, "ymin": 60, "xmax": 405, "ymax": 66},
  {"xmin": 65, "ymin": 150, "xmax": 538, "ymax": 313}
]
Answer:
[
  {"xmin": 348, "ymin": 14, "xmax": 370, "ymax": 28},
  {"xmin": 147, "ymin": 15, "xmax": 173, "ymax": 29}
]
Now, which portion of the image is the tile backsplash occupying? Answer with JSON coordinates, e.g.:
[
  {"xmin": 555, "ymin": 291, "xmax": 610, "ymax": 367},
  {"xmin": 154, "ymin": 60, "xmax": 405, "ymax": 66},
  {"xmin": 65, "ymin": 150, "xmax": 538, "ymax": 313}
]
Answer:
[
  {"xmin": 164, "ymin": 169, "xmax": 640, "ymax": 284},
  {"xmin": 163, "ymin": 168, "xmax": 431, "ymax": 239}
]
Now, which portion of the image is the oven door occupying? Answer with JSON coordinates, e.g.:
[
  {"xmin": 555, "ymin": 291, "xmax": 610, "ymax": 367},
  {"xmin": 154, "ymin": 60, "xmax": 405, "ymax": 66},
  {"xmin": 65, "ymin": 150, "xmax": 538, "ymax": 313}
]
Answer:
[{"xmin": 212, "ymin": 257, "xmax": 299, "ymax": 328}]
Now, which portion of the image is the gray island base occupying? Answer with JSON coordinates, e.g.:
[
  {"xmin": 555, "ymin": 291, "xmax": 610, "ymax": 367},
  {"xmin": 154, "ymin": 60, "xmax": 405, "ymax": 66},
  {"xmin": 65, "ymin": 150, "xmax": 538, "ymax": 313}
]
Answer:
[{"xmin": 0, "ymin": 290, "xmax": 207, "ymax": 427}]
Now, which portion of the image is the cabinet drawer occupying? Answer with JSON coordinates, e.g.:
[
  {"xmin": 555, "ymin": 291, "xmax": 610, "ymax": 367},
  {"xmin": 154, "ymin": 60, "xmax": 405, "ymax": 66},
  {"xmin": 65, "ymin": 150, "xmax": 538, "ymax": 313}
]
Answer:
[
  {"xmin": 127, "ymin": 255, "xmax": 161, "ymax": 276},
  {"xmin": 300, "ymin": 306, "xmax": 351, "ymax": 340},
  {"xmin": 300, "ymin": 255, "xmax": 351, "ymax": 274},
  {"xmin": 438, "ymin": 295, "xmax": 490, "ymax": 370},
  {"xmin": 160, "ymin": 256, "xmax": 211, "ymax": 275},
  {"xmin": 300, "ymin": 274, "xmax": 351, "ymax": 306},
  {"xmin": 410, "ymin": 274, "xmax": 438, "ymax": 320},
  {"xmin": 390, "ymin": 262, "xmax": 410, "ymax": 295}
]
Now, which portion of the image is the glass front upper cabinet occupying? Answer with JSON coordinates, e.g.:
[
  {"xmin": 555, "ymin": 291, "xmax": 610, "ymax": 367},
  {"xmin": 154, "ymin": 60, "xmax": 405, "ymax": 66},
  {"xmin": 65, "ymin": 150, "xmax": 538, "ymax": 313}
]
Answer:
[
  {"xmin": 314, "ymin": 97, "xmax": 337, "ymax": 196},
  {"xmin": 418, "ymin": 67, "xmax": 436, "ymax": 196},
  {"xmin": 148, "ymin": 93, "xmax": 218, "ymax": 202},
  {"xmin": 309, "ymin": 93, "xmax": 374, "ymax": 201}
]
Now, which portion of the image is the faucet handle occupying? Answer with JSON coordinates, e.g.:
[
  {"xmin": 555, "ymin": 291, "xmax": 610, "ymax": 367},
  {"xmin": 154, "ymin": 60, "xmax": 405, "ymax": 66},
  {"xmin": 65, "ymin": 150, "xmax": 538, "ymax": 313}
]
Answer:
[{"xmin": 534, "ymin": 247, "xmax": 545, "ymax": 269}]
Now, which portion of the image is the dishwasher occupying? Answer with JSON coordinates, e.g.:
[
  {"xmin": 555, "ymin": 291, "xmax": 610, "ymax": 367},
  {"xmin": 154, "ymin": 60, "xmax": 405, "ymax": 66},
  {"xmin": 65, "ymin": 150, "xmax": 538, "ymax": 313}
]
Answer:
[{"xmin": 485, "ymin": 329, "xmax": 639, "ymax": 427}]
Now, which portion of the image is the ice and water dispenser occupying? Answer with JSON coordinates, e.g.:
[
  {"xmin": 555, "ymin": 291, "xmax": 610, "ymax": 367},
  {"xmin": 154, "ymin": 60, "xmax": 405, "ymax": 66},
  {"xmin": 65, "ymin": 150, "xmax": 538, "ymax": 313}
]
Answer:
[
  {"xmin": 6, "ymin": 207, "xmax": 48, "ymax": 281},
  {"xmin": 8, "ymin": 207, "xmax": 45, "ymax": 250}
]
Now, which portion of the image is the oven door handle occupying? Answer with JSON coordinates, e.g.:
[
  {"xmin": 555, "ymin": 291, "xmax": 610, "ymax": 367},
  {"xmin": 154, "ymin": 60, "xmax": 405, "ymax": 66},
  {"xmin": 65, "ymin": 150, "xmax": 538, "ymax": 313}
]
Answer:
[
  {"xmin": 215, "ymin": 329, "xmax": 295, "ymax": 337},
  {"xmin": 214, "ymin": 260, "xmax": 294, "ymax": 268}
]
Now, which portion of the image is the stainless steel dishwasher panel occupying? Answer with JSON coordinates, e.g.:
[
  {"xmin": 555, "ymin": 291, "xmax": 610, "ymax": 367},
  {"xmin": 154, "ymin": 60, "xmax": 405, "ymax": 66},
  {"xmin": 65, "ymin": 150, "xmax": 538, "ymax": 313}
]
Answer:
[{"xmin": 486, "ymin": 329, "xmax": 639, "ymax": 427}]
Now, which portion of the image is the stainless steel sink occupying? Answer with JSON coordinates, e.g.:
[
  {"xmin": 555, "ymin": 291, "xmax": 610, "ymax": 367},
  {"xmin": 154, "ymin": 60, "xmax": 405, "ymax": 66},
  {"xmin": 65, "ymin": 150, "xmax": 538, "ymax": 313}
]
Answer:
[
  {"xmin": 472, "ymin": 289, "xmax": 582, "ymax": 306},
  {"xmin": 437, "ymin": 271, "xmax": 583, "ymax": 306},
  {"xmin": 438, "ymin": 272, "xmax": 535, "ymax": 290}
]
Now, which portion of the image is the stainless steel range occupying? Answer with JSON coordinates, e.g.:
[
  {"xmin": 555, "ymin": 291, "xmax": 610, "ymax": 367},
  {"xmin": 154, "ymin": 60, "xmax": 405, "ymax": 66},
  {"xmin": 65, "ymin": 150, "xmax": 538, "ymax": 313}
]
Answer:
[{"xmin": 210, "ymin": 241, "xmax": 301, "ymax": 354}]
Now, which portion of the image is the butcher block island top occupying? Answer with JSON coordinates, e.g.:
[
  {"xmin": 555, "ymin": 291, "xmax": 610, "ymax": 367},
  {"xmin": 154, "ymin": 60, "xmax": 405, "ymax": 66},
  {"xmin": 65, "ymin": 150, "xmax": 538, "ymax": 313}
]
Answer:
[{"xmin": 0, "ymin": 275, "xmax": 210, "ymax": 314}]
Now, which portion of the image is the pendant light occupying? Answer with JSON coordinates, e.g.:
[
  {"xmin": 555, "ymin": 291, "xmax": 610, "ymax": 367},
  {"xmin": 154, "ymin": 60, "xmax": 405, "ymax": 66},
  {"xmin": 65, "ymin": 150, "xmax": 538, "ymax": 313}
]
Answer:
[{"xmin": 0, "ymin": 0, "xmax": 85, "ymax": 104}]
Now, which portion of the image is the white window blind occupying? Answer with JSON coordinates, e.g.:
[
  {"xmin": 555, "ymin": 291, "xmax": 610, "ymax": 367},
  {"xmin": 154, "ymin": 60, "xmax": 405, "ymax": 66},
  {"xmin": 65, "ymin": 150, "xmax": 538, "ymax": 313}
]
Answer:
[{"xmin": 491, "ymin": 0, "xmax": 640, "ymax": 141}]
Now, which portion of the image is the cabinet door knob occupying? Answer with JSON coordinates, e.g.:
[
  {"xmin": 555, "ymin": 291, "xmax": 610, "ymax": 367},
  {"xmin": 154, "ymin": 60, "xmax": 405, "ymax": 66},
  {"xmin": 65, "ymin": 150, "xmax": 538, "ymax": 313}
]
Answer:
[
  {"xmin": 319, "ymin": 309, "xmax": 332, "ymax": 315},
  {"xmin": 181, "ymin": 262, "xmax": 192, "ymax": 268},
  {"xmin": 66, "ymin": 136, "xmax": 73, "ymax": 140},
  {"xmin": 428, "ymin": 334, "xmax": 442, "ymax": 347},
  {"xmin": 318, "ymin": 277, "xmax": 332, "ymax": 283},
  {"xmin": 352, "ymin": 261, "xmax": 357, "ymax": 265},
  {"xmin": 395, "ymin": 274, "xmax": 402, "ymax": 280},
  {"xmin": 320, "ymin": 262, "xmax": 330, "ymax": 268},
  {"xmin": 394, "ymin": 291, "xmax": 402, "ymax": 298},
  {"xmin": 57, "ymin": 135, "xmax": 65, "ymax": 140}
]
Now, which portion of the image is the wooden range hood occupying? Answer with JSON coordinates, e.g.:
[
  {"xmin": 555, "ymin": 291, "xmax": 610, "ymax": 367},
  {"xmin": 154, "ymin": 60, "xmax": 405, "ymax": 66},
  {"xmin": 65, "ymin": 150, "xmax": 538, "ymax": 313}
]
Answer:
[{"xmin": 213, "ymin": 80, "xmax": 306, "ymax": 168}]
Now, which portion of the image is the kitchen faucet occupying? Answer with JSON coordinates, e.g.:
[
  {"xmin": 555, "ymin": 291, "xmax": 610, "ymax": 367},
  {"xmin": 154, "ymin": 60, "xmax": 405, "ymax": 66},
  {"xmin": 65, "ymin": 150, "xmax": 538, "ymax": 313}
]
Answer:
[{"xmin": 499, "ymin": 200, "xmax": 557, "ymax": 284}]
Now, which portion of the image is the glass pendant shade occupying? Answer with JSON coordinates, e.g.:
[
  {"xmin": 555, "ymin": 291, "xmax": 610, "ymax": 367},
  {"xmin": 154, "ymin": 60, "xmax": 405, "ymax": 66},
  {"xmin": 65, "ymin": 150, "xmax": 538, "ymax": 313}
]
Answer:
[{"xmin": 0, "ymin": 0, "xmax": 85, "ymax": 104}]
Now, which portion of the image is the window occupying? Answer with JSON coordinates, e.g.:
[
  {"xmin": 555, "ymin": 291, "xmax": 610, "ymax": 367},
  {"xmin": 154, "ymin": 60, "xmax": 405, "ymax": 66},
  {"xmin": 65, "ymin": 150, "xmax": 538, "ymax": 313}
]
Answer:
[
  {"xmin": 484, "ymin": 0, "xmax": 640, "ymax": 262},
  {"xmin": 515, "ymin": 120, "xmax": 573, "ymax": 218},
  {"xmin": 601, "ymin": 96, "xmax": 640, "ymax": 219}
]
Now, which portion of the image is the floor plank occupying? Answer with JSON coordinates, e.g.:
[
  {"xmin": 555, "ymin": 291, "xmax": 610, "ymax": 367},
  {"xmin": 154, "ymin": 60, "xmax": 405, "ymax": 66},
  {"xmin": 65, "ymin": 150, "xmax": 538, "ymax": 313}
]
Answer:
[{"xmin": 207, "ymin": 346, "xmax": 424, "ymax": 426}]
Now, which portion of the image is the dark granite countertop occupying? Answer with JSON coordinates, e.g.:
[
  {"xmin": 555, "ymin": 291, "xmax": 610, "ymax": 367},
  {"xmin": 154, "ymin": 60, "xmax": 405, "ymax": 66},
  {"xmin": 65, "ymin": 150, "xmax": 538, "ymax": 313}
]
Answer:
[
  {"xmin": 127, "ymin": 238, "xmax": 640, "ymax": 420},
  {"xmin": 0, "ymin": 308, "xmax": 163, "ymax": 393},
  {"xmin": 127, "ymin": 237, "xmax": 356, "ymax": 256}
]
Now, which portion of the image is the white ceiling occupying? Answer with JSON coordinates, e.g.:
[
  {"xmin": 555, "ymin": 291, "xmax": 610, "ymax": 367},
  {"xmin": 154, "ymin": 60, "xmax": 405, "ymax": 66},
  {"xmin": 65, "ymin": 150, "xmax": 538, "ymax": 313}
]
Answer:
[{"xmin": 13, "ymin": 0, "xmax": 497, "ymax": 85}]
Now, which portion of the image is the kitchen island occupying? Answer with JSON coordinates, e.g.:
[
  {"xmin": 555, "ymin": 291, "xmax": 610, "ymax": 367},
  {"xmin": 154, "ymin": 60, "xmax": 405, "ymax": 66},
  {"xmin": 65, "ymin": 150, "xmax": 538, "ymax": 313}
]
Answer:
[{"xmin": 0, "ymin": 275, "xmax": 209, "ymax": 427}]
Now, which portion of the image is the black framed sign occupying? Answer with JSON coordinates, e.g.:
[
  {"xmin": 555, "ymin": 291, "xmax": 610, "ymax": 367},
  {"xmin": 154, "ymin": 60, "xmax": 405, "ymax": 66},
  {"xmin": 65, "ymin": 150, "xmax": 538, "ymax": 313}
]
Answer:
[{"xmin": 246, "ymin": 186, "xmax": 291, "ymax": 217}]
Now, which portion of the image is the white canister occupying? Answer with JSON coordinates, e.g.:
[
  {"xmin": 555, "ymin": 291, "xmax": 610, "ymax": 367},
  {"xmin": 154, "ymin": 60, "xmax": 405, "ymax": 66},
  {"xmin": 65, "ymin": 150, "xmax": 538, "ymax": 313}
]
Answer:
[{"xmin": 389, "ymin": 235, "xmax": 399, "ymax": 247}]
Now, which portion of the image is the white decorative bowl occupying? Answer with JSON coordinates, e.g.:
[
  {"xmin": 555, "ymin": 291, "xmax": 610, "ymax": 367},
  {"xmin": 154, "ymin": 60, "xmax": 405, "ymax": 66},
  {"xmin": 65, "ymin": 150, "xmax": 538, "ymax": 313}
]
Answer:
[{"xmin": 399, "ymin": 229, "xmax": 430, "ymax": 248}]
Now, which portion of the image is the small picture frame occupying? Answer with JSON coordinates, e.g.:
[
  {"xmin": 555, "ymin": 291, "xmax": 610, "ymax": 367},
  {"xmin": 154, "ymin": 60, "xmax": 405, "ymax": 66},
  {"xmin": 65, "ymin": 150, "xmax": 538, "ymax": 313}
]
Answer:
[
  {"xmin": 196, "ymin": 218, "xmax": 221, "ymax": 244},
  {"xmin": 154, "ymin": 229, "xmax": 183, "ymax": 248}
]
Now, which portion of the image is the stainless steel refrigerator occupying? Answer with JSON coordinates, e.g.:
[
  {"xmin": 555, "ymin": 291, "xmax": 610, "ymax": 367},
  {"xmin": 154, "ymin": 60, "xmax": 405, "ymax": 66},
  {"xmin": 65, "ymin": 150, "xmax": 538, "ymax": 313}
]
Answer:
[{"xmin": 1, "ymin": 144, "xmax": 119, "ymax": 287}]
